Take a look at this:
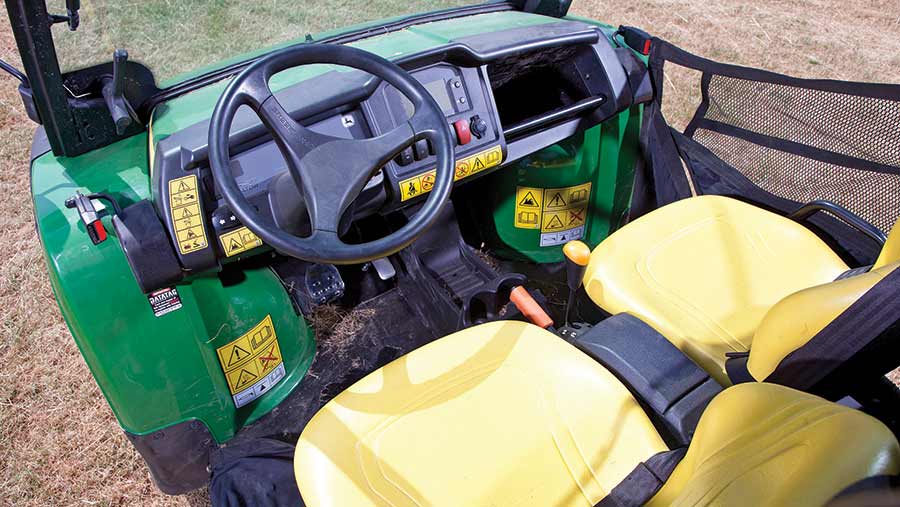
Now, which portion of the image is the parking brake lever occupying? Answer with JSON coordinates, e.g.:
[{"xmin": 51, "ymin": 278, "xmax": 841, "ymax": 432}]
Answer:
[{"xmin": 101, "ymin": 49, "xmax": 137, "ymax": 135}]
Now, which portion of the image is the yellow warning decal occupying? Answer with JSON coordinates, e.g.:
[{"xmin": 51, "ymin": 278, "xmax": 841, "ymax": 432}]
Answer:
[
  {"xmin": 541, "ymin": 183, "xmax": 591, "ymax": 233},
  {"xmin": 168, "ymin": 175, "xmax": 208, "ymax": 255},
  {"xmin": 514, "ymin": 187, "xmax": 543, "ymax": 229},
  {"xmin": 219, "ymin": 226, "xmax": 263, "ymax": 257},
  {"xmin": 513, "ymin": 182, "xmax": 592, "ymax": 231},
  {"xmin": 216, "ymin": 315, "xmax": 283, "ymax": 395},
  {"xmin": 399, "ymin": 145, "xmax": 503, "ymax": 201}
]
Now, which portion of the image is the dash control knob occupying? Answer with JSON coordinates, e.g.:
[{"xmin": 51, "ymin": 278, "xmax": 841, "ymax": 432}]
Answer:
[{"xmin": 469, "ymin": 115, "xmax": 488, "ymax": 139}]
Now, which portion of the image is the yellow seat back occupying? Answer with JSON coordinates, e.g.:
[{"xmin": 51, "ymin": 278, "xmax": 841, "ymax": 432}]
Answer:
[
  {"xmin": 648, "ymin": 383, "xmax": 900, "ymax": 507},
  {"xmin": 748, "ymin": 220, "xmax": 900, "ymax": 381}
]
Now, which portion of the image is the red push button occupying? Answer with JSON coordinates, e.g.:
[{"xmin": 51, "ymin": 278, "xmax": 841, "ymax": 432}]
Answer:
[{"xmin": 453, "ymin": 119, "xmax": 471, "ymax": 145}]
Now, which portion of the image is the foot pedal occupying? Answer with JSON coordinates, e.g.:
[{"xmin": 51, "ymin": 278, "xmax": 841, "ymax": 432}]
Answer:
[
  {"xmin": 305, "ymin": 263, "xmax": 345, "ymax": 306},
  {"xmin": 272, "ymin": 259, "xmax": 345, "ymax": 315},
  {"xmin": 371, "ymin": 257, "xmax": 396, "ymax": 281}
]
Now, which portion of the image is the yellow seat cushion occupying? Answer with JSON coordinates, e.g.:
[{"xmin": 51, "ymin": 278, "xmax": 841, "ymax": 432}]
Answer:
[
  {"xmin": 648, "ymin": 382, "xmax": 900, "ymax": 507},
  {"xmin": 584, "ymin": 195, "xmax": 850, "ymax": 384},
  {"xmin": 294, "ymin": 321, "xmax": 668, "ymax": 507}
]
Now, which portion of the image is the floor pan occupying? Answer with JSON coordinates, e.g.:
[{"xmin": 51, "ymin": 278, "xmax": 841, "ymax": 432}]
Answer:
[{"xmin": 226, "ymin": 286, "xmax": 440, "ymax": 445}]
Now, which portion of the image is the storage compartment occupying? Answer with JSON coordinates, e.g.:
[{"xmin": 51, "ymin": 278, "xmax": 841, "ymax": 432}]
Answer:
[{"xmin": 487, "ymin": 44, "xmax": 609, "ymax": 135}]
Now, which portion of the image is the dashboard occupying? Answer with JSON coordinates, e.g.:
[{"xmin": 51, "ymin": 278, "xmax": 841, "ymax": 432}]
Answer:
[{"xmin": 148, "ymin": 19, "xmax": 647, "ymax": 277}]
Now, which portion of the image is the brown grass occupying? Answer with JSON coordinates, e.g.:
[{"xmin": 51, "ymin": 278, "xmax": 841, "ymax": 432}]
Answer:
[
  {"xmin": 1, "ymin": 2, "xmax": 899, "ymax": 506},
  {"xmin": 310, "ymin": 305, "xmax": 377, "ymax": 364}
]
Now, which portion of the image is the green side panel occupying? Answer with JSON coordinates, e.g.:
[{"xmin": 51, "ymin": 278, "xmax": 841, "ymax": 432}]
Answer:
[
  {"xmin": 31, "ymin": 134, "xmax": 315, "ymax": 443},
  {"xmin": 483, "ymin": 106, "xmax": 642, "ymax": 263}
]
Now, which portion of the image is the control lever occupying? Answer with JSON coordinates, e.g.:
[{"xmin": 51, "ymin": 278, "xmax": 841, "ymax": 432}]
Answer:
[
  {"xmin": 49, "ymin": 0, "xmax": 81, "ymax": 31},
  {"xmin": 562, "ymin": 240, "xmax": 591, "ymax": 326},
  {"xmin": 509, "ymin": 286, "xmax": 554, "ymax": 330},
  {"xmin": 101, "ymin": 49, "xmax": 137, "ymax": 135},
  {"xmin": 462, "ymin": 273, "xmax": 526, "ymax": 327},
  {"xmin": 65, "ymin": 192, "xmax": 123, "ymax": 245}
]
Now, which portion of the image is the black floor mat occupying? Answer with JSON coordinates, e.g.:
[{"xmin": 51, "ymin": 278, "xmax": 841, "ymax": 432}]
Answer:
[{"xmin": 226, "ymin": 286, "xmax": 440, "ymax": 446}]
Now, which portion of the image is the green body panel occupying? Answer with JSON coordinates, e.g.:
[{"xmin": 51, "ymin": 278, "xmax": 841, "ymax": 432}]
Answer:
[
  {"xmin": 484, "ymin": 105, "xmax": 642, "ymax": 263},
  {"xmin": 32, "ymin": 134, "xmax": 314, "ymax": 443}
]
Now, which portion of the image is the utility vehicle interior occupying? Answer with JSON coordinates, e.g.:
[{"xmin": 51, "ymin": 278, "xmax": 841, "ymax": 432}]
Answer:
[{"xmin": 5, "ymin": 0, "xmax": 900, "ymax": 505}]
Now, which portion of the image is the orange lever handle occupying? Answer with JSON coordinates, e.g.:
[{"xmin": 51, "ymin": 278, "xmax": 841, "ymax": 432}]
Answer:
[{"xmin": 510, "ymin": 286, "xmax": 554, "ymax": 329}]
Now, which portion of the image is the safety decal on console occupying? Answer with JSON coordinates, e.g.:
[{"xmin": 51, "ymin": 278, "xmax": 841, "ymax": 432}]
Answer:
[
  {"xmin": 216, "ymin": 315, "xmax": 286, "ymax": 408},
  {"xmin": 168, "ymin": 175, "xmax": 208, "ymax": 255},
  {"xmin": 398, "ymin": 145, "xmax": 503, "ymax": 201},
  {"xmin": 514, "ymin": 182, "xmax": 592, "ymax": 247},
  {"xmin": 219, "ymin": 226, "xmax": 263, "ymax": 257}
]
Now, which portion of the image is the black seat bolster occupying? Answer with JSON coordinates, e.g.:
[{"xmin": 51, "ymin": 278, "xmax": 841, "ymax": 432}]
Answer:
[{"xmin": 574, "ymin": 313, "xmax": 722, "ymax": 446}]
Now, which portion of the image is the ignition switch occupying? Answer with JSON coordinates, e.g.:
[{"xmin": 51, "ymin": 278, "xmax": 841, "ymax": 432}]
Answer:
[{"xmin": 469, "ymin": 115, "xmax": 488, "ymax": 139}]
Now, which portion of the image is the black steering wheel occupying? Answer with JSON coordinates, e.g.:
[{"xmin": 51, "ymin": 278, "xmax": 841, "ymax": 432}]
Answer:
[{"xmin": 208, "ymin": 44, "xmax": 455, "ymax": 264}]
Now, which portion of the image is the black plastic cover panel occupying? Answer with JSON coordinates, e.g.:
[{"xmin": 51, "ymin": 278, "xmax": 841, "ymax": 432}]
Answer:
[{"xmin": 574, "ymin": 313, "xmax": 722, "ymax": 446}]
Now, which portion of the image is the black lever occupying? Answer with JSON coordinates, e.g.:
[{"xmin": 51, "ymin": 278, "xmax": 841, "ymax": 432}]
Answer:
[
  {"xmin": 49, "ymin": 0, "xmax": 81, "ymax": 31},
  {"xmin": 101, "ymin": 49, "xmax": 137, "ymax": 135}
]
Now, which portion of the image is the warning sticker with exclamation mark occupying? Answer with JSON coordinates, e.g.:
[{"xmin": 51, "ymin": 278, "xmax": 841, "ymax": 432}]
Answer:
[
  {"xmin": 513, "ymin": 183, "xmax": 593, "ymax": 247},
  {"xmin": 215, "ymin": 315, "xmax": 286, "ymax": 408}
]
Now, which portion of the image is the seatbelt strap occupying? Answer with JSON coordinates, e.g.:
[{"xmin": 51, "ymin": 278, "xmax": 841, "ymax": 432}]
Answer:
[
  {"xmin": 766, "ymin": 266, "xmax": 900, "ymax": 390},
  {"xmin": 594, "ymin": 448, "xmax": 686, "ymax": 507},
  {"xmin": 834, "ymin": 264, "xmax": 873, "ymax": 281}
]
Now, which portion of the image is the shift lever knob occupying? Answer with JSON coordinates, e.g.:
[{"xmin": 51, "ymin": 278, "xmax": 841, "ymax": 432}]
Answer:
[
  {"xmin": 562, "ymin": 240, "xmax": 591, "ymax": 326},
  {"xmin": 563, "ymin": 240, "xmax": 591, "ymax": 290}
]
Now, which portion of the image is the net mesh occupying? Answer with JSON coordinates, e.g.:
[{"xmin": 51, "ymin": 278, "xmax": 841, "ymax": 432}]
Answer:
[{"xmin": 689, "ymin": 74, "xmax": 900, "ymax": 232}]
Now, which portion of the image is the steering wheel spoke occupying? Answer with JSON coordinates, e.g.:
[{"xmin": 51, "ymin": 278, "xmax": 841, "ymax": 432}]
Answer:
[{"xmin": 286, "ymin": 115, "xmax": 423, "ymax": 236}]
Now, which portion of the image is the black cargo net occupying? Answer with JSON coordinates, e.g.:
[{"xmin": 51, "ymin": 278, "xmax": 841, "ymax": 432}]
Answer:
[
  {"xmin": 688, "ymin": 74, "xmax": 900, "ymax": 232},
  {"xmin": 636, "ymin": 40, "xmax": 900, "ymax": 264}
]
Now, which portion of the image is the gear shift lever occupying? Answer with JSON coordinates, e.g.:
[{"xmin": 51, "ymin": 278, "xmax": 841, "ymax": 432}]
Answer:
[{"xmin": 562, "ymin": 240, "xmax": 591, "ymax": 326}]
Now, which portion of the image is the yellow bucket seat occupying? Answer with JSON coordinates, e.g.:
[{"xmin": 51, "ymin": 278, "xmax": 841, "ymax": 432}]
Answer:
[
  {"xmin": 293, "ymin": 321, "xmax": 899, "ymax": 506},
  {"xmin": 582, "ymin": 195, "xmax": 900, "ymax": 385}
]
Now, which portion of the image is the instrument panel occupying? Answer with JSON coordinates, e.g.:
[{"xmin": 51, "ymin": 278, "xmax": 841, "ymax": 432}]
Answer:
[
  {"xmin": 149, "ymin": 20, "xmax": 637, "ymax": 279},
  {"xmin": 366, "ymin": 64, "xmax": 505, "ymax": 207},
  {"xmin": 152, "ymin": 62, "xmax": 506, "ymax": 273}
]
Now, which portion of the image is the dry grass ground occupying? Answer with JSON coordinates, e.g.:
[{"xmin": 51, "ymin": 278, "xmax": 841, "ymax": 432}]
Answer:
[{"xmin": 0, "ymin": 1, "xmax": 898, "ymax": 506}]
